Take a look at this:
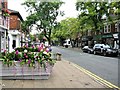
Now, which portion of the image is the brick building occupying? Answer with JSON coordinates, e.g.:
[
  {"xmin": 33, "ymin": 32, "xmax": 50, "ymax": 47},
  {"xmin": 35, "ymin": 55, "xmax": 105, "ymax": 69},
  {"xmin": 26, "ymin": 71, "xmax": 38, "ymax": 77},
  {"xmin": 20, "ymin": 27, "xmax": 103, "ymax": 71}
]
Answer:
[{"xmin": 8, "ymin": 9, "xmax": 23, "ymax": 52}]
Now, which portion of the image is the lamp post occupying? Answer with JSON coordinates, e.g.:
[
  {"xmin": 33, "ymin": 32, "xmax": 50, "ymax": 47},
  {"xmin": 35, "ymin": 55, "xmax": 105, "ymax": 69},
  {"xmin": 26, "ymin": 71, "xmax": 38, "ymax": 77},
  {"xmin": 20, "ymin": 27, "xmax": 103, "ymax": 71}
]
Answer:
[{"xmin": 118, "ymin": 22, "xmax": 120, "ymax": 50}]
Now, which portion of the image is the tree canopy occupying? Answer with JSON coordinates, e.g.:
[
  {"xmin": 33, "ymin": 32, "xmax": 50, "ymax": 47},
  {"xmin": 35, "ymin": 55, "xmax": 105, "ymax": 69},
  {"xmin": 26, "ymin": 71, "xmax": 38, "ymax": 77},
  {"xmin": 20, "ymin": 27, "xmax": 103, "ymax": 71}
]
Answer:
[
  {"xmin": 76, "ymin": 1, "xmax": 112, "ymax": 31},
  {"xmin": 22, "ymin": 1, "xmax": 63, "ymax": 44}
]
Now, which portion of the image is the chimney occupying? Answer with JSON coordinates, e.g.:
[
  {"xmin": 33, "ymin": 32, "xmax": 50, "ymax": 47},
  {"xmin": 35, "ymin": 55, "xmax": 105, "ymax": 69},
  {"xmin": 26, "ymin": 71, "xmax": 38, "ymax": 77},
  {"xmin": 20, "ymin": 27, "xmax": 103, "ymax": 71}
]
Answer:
[{"xmin": 1, "ymin": 0, "xmax": 8, "ymax": 9}]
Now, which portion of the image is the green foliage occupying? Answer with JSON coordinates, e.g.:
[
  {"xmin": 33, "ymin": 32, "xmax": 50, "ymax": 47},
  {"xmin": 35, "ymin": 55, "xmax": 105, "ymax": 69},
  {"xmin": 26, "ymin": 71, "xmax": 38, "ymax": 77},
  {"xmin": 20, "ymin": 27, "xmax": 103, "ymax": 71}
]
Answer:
[
  {"xmin": 1, "ymin": 45, "xmax": 55, "ymax": 68},
  {"xmin": 76, "ymin": 2, "xmax": 112, "ymax": 31},
  {"xmin": 36, "ymin": 32, "xmax": 45, "ymax": 41},
  {"xmin": 52, "ymin": 17, "xmax": 80, "ymax": 40},
  {"xmin": 0, "ymin": 53, "xmax": 2, "ymax": 58},
  {"xmin": 29, "ymin": 34, "xmax": 36, "ymax": 41}
]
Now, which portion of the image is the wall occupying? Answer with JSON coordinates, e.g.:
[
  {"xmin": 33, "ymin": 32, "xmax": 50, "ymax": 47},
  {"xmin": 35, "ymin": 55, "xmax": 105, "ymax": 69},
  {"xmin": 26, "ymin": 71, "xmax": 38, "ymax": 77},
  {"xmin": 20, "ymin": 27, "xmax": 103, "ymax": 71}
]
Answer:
[
  {"xmin": 8, "ymin": 13, "xmax": 22, "ymax": 52},
  {"xmin": 8, "ymin": 30, "xmax": 21, "ymax": 52},
  {"xmin": 9, "ymin": 15, "xmax": 21, "ymax": 30},
  {"xmin": 0, "ymin": 27, "xmax": 6, "ymax": 52}
]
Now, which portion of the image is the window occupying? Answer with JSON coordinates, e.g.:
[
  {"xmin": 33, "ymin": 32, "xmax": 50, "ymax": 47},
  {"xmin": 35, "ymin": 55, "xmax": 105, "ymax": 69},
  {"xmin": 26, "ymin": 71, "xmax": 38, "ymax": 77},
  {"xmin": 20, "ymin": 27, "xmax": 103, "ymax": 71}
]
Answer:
[
  {"xmin": 68, "ymin": 41, "xmax": 70, "ymax": 44},
  {"xmin": 115, "ymin": 23, "xmax": 118, "ymax": 32},
  {"xmin": 108, "ymin": 25, "xmax": 111, "ymax": 32},
  {"xmin": 104, "ymin": 24, "xmax": 111, "ymax": 33},
  {"xmin": 104, "ymin": 25, "xmax": 107, "ymax": 33}
]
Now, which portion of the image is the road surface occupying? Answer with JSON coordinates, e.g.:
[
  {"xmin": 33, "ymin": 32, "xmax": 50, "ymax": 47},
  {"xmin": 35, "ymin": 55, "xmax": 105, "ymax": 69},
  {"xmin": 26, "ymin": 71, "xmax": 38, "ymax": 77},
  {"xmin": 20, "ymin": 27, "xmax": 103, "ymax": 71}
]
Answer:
[{"xmin": 52, "ymin": 46, "xmax": 119, "ymax": 86}]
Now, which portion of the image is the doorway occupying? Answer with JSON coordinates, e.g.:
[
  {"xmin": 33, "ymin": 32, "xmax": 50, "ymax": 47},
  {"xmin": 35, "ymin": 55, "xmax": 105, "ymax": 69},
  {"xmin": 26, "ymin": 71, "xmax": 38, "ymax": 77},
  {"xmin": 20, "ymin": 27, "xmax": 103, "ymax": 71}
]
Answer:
[{"xmin": 12, "ymin": 35, "xmax": 17, "ymax": 49}]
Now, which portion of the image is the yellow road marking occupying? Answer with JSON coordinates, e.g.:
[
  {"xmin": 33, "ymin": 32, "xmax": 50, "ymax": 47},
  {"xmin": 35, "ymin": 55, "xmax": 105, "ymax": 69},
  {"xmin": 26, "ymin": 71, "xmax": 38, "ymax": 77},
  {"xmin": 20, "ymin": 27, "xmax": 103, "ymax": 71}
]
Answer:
[{"xmin": 66, "ymin": 61, "xmax": 120, "ymax": 89}]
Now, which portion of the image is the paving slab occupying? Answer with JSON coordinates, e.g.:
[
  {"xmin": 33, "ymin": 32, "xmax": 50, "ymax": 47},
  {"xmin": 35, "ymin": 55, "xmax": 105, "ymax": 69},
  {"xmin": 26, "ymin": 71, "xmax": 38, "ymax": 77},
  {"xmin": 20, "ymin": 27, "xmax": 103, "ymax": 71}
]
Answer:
[{"xmin": 1, "ymin": 60, "xmax": 107, "ymax": 88}]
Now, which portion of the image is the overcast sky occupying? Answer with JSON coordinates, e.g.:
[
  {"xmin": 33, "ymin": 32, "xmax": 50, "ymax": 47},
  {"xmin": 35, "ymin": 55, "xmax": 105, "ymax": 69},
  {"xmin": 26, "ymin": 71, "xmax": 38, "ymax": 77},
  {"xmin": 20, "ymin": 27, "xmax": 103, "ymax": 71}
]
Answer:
[
  {"xmin": 8, "ymin": 0, "xmax": 79, "ymax": 34},
  {"xmin": 8, "ymin": 0, "xmax": 79, "ymax": 21}
]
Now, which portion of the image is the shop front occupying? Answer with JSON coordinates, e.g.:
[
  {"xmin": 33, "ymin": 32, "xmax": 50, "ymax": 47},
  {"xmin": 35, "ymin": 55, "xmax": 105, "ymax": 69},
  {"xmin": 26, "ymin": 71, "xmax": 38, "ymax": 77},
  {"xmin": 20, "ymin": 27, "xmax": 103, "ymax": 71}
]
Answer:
[
  {"xmin": 93, "ymin": 34, "xmax": 102, "ymax": 44},
  {"xmin": 81, "ymin": 36, "xmax": 93, "ymax": 47},
  {"xmin": 113, "ymin": 33, "xmax": 119, "ymax": 49},
  {"xmin": 102, "ymin": 33, "xmax": 114, "ymax": 48},
  {"xmin": 81, "ymin": 36, "xmax": 88, "ymax": 48}
]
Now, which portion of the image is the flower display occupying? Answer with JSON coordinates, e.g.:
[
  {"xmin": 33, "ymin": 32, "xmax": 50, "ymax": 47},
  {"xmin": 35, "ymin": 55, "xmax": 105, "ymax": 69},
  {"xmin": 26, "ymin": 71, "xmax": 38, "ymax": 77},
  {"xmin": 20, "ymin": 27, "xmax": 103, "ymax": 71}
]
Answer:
[
  {"xmin": 15, "ymin": 50, "xmax": 19, "ymax": 55},
  {"xmin": 1, "ymin": 43, "xmax": 55, "ymax": 68}
]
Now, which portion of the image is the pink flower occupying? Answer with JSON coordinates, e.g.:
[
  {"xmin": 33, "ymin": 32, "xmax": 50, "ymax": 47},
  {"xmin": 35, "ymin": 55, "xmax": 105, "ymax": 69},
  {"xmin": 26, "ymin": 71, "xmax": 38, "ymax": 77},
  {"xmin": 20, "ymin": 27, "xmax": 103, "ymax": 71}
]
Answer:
[
  {"xmin": 25, "ymin": 55, "xmax": 28, "ymax": 58},
  {"xmin": 35, "ymin": 56, "xmax": 38, "ymax": 58},
  {"xmin": 38, "ymin": 46, "xmax": 42, "ymax": 52},
  {"xmin": 40, "ymin": 43, "xmax": 44, "ymax": 48},
  {"xmin": 28, "ymin": 60, "xmax": 31, "ymax": 64},
  {"xmin": 32, "ymin": 45, "xmax": 34, "ymax": 48},
  {"xmin": 46, "ymin": 48, "xmax": 49, "ymax": 53},
  {"xmin": 15, "ymin": 50, "xmax": 19, "ymax": 55},
  {"xmin": 4, "ymin": 50, "xmax": 7, "ymax": 53},
  {"xmin": 19, "ymin": 59, "xmax": 22, "ymax": 62},
  {"xmin": 25, "ymin": 43, "xmax": 28, "ymax": 48},
  {"xmin": 24, "ymin": 53, "xmax": 26, "ymax": 56}
]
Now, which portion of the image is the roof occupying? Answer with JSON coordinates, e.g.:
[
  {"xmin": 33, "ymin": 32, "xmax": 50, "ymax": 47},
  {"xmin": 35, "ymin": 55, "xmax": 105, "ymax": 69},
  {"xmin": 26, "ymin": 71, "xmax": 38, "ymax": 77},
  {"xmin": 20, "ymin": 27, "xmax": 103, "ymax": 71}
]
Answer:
[{"xmin": 8, "ymin": 9, "xmax": 24, "ymax": 21}]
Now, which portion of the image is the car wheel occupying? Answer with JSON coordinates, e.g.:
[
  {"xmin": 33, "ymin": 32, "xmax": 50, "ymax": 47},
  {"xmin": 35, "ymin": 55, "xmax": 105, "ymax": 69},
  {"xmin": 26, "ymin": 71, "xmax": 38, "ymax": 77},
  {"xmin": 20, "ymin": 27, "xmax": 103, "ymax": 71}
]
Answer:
[
  {"xmin": 88, "ymin": 51, "xmax": 91, "ymax": 54},
  {"xmin": 103, "ymin": 51, "xmax": 106, "ymax": 56},
  {"xmin": 94, "ymin": 51, "xmax": 96, "ymax": 55}
]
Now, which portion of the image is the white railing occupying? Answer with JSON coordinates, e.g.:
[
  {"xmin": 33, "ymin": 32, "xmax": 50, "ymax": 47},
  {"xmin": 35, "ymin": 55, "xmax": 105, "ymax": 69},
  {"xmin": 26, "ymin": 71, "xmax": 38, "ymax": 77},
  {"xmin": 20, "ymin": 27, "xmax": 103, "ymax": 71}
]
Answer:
[{"xmin": 0, "ymin": 16, "xmax": 9, "ymax": 29}]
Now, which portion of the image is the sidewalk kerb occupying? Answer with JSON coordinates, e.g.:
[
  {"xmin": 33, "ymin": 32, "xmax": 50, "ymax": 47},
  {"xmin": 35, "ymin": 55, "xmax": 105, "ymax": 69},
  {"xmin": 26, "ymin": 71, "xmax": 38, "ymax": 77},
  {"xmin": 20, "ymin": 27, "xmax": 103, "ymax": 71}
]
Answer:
[{"xmin": 63, "ymin": 60, "xmax": 120, "ymax": 89}]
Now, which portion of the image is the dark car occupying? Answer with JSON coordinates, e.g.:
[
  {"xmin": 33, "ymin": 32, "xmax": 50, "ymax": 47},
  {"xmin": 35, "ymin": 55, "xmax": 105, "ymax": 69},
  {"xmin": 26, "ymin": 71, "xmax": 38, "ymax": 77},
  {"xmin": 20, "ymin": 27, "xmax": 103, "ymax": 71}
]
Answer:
[
  {"xmin": 93, "ymin": 44, "xmax": 118, "ymax": 56},
  {"xmin": 82, "ymin": 46, "xmax": 93, "ymax": 54},
  {"xmin": 118, "ymin": 49, "xmax": 120, "ymax": 56}
]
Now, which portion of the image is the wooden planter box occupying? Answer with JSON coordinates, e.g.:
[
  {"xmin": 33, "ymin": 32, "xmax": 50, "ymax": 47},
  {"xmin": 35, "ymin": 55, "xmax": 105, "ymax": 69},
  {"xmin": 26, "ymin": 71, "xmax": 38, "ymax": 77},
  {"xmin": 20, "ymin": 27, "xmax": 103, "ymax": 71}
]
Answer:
[{"xmin": 0, "ymin": 61, "xmax": 53, "ymax": 80}]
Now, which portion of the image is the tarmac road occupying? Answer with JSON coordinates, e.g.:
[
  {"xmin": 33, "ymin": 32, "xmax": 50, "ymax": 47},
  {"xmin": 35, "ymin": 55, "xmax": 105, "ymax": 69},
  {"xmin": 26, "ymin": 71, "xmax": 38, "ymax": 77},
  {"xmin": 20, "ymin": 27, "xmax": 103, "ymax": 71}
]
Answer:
[{"xmin": 52, "ymin": 46, "xmax": 119, "ymax": 86}]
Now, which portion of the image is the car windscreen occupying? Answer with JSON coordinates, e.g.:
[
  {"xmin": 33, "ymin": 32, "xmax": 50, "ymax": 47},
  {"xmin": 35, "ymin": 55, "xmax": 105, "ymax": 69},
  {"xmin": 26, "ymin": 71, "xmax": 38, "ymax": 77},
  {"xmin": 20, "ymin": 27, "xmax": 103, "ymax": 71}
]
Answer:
[{"xmin": 103, "ymin": 44, "xmax": 111, "ymax": 49}]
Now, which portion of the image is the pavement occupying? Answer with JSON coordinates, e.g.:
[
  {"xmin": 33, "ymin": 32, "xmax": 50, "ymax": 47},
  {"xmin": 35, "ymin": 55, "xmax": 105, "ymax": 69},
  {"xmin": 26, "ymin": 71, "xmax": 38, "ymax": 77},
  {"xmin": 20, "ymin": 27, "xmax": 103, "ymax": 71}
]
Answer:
[{"xmin": 1, "ymin": 60, "xmax": 107, "ymax": 88}]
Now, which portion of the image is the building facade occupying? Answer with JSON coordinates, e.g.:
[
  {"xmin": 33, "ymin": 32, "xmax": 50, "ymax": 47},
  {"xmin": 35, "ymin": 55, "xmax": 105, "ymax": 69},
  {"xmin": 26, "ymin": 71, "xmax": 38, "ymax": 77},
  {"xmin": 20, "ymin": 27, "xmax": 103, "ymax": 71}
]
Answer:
[
  {"xmin": 0, "ymin": 0, "xmax": 9, "ymax": 52},
  {"xmin": 103, "ymin": 21, "xmax": 119, "ymax": 49},
  {"xmin": 8, "ymin": 9, "xmax": 23, "ymax": 52}
]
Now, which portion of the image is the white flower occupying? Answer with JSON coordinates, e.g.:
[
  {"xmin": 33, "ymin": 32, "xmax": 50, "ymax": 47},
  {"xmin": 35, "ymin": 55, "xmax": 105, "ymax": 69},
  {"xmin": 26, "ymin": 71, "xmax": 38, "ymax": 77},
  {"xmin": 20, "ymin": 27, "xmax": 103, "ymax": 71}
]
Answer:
[
  {"xmin": 43, "ymin": 51, "xmax": 47, "ymax": 55},
  {"xmin": 24, "ymin": 49, "xmax": 27, "ymax": 53},
  {"xmin": 41, "ymin": 49, "xmax": 43, "ymax": 51}
]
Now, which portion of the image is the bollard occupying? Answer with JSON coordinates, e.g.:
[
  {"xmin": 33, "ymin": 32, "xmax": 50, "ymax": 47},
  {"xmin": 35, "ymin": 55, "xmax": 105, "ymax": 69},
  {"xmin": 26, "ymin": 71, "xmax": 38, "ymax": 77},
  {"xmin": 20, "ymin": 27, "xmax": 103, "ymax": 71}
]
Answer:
[
  {"xmin": 53, "ymin": 53, "xmax": 57, "ymax": 60},
  {"xmin": 56, "ymin": 52, "xmax": 62, "ymax": 61}
]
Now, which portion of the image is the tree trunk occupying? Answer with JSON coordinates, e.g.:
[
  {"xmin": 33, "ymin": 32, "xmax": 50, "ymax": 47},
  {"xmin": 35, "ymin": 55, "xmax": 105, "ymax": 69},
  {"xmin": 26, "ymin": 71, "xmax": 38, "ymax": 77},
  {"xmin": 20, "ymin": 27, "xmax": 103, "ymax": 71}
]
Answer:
[{"xmin": 70, "ymin": 38, "xmax": 74, "ymax": 48}]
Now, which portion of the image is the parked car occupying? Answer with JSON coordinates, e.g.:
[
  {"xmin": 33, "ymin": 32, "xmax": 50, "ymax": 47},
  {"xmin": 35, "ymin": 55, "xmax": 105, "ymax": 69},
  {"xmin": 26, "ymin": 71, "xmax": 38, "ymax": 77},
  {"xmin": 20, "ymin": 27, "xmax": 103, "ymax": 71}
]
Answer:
[
  {"xmin": 118, "ymin": 49, "xmax": 120, "ymax": 56},
  {"xmin": 93, "ymin": 44, "xmax": 118, "ymax": 56},
  {"xmin": 63, "ymin": 39, "xmax": 71, "ymax": 48},
  {"xmin": 82, "ymin": 46, "xmax": 93, "ymax": 54}
]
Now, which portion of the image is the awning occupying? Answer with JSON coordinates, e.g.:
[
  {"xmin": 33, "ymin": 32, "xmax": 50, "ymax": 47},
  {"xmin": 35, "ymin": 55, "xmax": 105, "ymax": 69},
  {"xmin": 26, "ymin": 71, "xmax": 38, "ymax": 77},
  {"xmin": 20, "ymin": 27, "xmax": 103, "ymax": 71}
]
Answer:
[
  {"xmin": 102, "ymin": 34, "xmax": 113, "ymax": 38},
  {"xmin": 93, "ymin": 35, "xmax": 102, "ymax": 40},
  {"xmin": 82, "ymin": 36, "xmax": 93, "ymax": 41},
  {"xmin": 81, "ymin": 36, "xmax": 88, "ymax": 41},
  {"xmin": 87, "ymin": 36, "xmax": 93, "ymax": 41}
]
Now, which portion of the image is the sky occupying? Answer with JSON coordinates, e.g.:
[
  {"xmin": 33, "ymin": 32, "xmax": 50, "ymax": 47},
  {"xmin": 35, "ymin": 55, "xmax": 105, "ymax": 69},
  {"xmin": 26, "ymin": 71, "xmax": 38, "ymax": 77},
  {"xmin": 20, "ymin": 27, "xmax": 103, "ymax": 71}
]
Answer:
[
  {"xmin": 8, "ymin": 0, "xmax": 79, "ymax": 34},
  {"xmin": 8, "ymin": 0, "xmax": 79, "ymax": 21}
]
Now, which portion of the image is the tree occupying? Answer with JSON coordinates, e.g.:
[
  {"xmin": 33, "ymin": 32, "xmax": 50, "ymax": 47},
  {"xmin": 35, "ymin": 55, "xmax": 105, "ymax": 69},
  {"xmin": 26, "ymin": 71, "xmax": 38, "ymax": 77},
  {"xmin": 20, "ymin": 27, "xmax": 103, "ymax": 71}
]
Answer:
[
  {"xmin": 52, "ymin": 17, "xmax": 81, "ymax": 47},
  {"xmin": 76, "ymin": 1, "xmax": 111, "ymax": 32},
  {"xmin": 22, "ymin": 1, "xmax": 63, "ymax": 45},
  {"xmin": 29, "ymin": 34, "xmax": 36, "ymax": 42}
]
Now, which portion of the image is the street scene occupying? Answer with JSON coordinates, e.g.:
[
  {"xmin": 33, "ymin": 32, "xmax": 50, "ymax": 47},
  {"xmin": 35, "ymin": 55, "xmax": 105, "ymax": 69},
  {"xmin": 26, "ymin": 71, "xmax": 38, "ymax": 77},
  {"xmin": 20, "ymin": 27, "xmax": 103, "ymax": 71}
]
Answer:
[{"xmin": 0, "ymin": 0, "xmax": 120, "ymax": 89}]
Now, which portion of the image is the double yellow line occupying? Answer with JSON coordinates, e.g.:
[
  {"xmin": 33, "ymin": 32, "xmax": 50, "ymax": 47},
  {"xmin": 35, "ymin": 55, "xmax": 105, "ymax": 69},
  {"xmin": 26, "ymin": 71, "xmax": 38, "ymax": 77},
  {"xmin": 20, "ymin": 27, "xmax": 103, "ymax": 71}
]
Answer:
[{"xmin": 71, "ymin": 62, "xmax": 120, "ymax": 89}]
